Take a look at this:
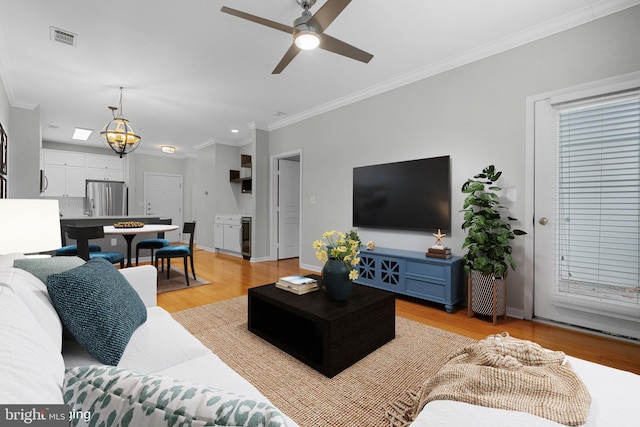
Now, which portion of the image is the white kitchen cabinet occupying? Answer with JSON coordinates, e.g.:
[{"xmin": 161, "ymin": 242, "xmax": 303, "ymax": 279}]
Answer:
[
  {"xmin": 85, "ymin": 154, "xmax": 124, "ymax": 181},
  {"xmin": 43, "ymin": 149, "xmax": 85, "ymax": 167},
  {"xmin": 214, "ymin": 215, "xmax": 242, "ymax": 253},
  {"xmin": 224, "ymin": 223, "xmax": 242, "ymax": 253},
  {"xmin": 214, "ymin": 222, "xmax": 225, "ymax": 249},
  {"xmin": 42, "ymin": 150, "xmax": 86, "ymax": 197},
  {"xmin": 42, "ymin": 150, "xmax": 126, "ymax": 196},
  {"xmin": 43, "ymin": 164, "xmax": 66, "ymax": 196}
]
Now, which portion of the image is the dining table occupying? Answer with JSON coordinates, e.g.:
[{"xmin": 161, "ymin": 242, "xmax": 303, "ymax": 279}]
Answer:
[{"xmin": 103, "ymin": 224, "xmax": 179, "ymax": 268}]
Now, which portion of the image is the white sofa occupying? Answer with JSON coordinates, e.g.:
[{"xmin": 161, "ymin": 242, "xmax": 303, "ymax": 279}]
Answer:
[
  {"xmin": 3, "ymin": 252, "xmax": 638, "ymax": 427},
  {"xmin": 0, "ymin": 253, "xmax": 298, "ymax": 426}
]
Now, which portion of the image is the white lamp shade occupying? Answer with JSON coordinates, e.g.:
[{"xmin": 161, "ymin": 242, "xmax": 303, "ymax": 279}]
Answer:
[{"xmin": 0, "ymin": 199, "xmax": 62, "ymax": 255}]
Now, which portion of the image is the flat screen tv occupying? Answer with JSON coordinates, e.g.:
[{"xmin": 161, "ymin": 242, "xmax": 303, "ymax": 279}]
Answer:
[{"xmin": 353, "ymin": 155, "xmax": 451, "ymax": 232}]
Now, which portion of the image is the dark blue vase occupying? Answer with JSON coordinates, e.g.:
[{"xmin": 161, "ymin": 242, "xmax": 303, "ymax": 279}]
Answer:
[{"xmin": 322, "ymin": 258, "xmax": 353, "ymax": 301}]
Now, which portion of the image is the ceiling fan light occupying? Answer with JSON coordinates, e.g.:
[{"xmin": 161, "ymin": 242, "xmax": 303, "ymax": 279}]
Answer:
[{"xmin": 294, "ymin": 31, "xmax": 320, "ymax": 50}]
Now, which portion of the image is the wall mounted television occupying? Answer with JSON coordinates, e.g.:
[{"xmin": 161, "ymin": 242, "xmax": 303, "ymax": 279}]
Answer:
[{"xmin": 352, "ymin": 155, "xmax": 451, "ymax": 233}]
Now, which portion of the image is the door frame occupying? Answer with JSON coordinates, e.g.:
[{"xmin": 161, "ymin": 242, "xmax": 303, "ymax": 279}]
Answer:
[
  {"xmin": 524, "ymin": 70, "xmax": 640, "ymax": 320},
  {"xmin": 269, "ymin": 149, "xmax": 303, "ymax": 261}
]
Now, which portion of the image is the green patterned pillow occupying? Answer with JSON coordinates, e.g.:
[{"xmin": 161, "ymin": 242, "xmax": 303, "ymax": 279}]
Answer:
[
  {"xmin": 14, "ymin": 256, "xmax": 85, "ymax": 284},
  {"xmin": 46, "ymin": 258, "xmax": 147, "ymax": 365},
  {"xmin": 64, "ymin": 365, "xmax": 289, "ymax": 427}
]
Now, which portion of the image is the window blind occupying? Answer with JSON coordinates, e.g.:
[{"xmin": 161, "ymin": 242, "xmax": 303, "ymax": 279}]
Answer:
[{"xmin": 556, "ymin": 95, "xmax": 639, "ymax": 320}]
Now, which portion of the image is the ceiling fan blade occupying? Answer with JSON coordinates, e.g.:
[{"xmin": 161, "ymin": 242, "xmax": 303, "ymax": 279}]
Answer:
[
  {"xmin": 220, "ymin": 6, "xmax": 293, "ymax": 34},
  {"xmin": 319, "ymin": 34, "xmax": 373, "ymax": 64},
  {"xmin": 272, "ymin": 44, "xmax": 301, "ymax": 74},
  {"xmin": 311, "ymin": 0, "xmax": 352, "ymax": 31}
]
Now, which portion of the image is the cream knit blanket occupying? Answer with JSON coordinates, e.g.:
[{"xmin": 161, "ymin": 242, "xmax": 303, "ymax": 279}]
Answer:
[{"xmin": 399, "ymin": 333, "xmax": 591, "ymax": 426}]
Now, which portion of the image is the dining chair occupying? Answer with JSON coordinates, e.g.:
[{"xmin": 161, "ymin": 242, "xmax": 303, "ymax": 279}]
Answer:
[
  {"xmin": 135, "ymin": 218, "xmax": 172, "ymax": 266},
  {"xmin": 154, "ymin": 222, "xmax": 196, "ymax": 286},
  {"xmin": 56, "ymin": 224, "xmax": 102, "ymax": 257},
  {"xmin": 66, "ymin": 225, "xmax": 125, "ymax": 268}
]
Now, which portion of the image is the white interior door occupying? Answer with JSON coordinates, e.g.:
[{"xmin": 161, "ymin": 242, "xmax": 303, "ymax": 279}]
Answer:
[
  {"xmin": 277, "ymin": 158, "xmax": 300, "ymax": 259},
  {"xmin": 533, "ymin": 97, "xmax": 639, "ymax": 340},
  {"xmin": 144, "ymin": 173, "xmax": 183, "ymax": 243}
]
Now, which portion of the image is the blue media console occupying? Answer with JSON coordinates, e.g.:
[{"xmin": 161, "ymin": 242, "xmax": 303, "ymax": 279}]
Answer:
[{"xmin": 355, "ymin": 247, "xmax": 464, "ymax": 313}]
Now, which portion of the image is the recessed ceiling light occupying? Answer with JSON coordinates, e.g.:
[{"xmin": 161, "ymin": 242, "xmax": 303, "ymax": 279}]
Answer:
[
  {"xmin": 72, "ymin": 128, "xmax": 93, "ymax": 141},
  {"xmin": 231, "ymin": 129, "xmax": 239, "ymax": 133},
  {"xmin": 161, "ymin": 145, "xmax": 176, "ymax": 154}
]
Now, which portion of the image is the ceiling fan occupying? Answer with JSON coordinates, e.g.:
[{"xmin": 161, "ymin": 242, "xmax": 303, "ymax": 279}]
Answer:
[{"xmin": 221, "ymin": 0, "xmax": 373, "ymax": 74}]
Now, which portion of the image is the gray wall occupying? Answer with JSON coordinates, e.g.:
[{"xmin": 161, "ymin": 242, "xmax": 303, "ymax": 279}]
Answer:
[
  {"xmin": 267, "ymin": 6, "xmax": 640, "ymax": 314},
  {"xmin": 190, "ymin": 143, "xmax": 248, "ymax": 250},
  {"xmin": 253, "ymin": 128, "xmax": 270, "ymax": 259},
  {"xmin": 1, "ymin": 5, "xmax": 638, "ymax": 315},
  {"xmin": 44, "ymin": 140, "xmax": 118, "ymax": 156},
  {"xmin": 238, "ymin": 142, "xmax": 254, "ymax": 215},
  {"xmin": 9, "ymin": 106, "xmax": 41, "ymax": 198},
  {"xmin": 0, "ymin": 81, "xmax": 9, "ymax": 143},
  {"xmin": 128, "ymin": 153, "xmax": 188, "ymax": 216}
]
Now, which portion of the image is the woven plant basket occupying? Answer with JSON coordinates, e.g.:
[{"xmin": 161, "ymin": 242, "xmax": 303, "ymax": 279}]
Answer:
[{"xmin": 468, "ymin": 270, "xmax": 506, "ymax": 325}]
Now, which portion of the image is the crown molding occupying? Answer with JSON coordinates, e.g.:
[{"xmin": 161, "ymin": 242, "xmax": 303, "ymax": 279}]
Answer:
[
  {"xmin": 269, "ymin": 0, "xmax": 640, "ymax": 132},
  {"xmin": 193, "ymin": 139, "xmax": 217, "ymax": 151},
  {"xmin": 0, "ymin": 27, "xmax": 40, "ymax": 110},
  {"xmin": 247, "ymin": 121, "xmax": 268, "ymax": 131}
]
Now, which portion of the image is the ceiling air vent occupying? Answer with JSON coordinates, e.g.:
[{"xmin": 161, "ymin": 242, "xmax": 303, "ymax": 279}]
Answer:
[{"xmin": 50, "ymin": 27, "xmax": 77, "ymax": 47}]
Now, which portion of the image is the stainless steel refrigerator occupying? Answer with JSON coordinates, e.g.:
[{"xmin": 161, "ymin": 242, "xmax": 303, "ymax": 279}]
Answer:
[{"xmin": 85, "ymin": 180, "xmax": 128, "ymax": 216}]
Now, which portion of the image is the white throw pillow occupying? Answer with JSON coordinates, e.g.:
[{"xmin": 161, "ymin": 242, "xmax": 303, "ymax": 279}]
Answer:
[
  {"xmin": 0, "ymin": 252, "xmax": 25, "ymax": 268},
  {"xmin": 64, "ymin": 365, "xmax": 289, "ymax": 427},
  {"xmin": 0, "ymin": 284, "xmax": 65, "ymax": 404},
  {"xmin": 0, "ymin": 267, "xmax": 63, "ymax": 351}
]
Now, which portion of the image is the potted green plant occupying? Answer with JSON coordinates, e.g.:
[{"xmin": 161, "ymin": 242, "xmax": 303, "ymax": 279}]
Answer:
[{"xmin": 461, "ymin": 165, "xmax": 526, "ymax": 324}]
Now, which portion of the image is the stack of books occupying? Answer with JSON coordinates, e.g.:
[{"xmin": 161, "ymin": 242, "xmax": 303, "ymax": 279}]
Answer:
[
  {"xmin": 426, "ymin": 247, "xmax": 452, "ymax": 259},
  {"xmin": 275, "ymin": 275, "xmax": 319, "ymax": 295}
]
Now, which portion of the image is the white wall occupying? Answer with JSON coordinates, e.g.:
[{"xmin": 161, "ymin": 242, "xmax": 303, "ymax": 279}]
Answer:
[{"xmin": 267, "ymin": 6, "xmax": 640, "ymax": 314}]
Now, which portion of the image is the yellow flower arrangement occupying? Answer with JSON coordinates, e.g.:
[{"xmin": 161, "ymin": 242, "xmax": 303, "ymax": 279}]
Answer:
[{"xmin": 313, "ymin": 229, "xmax": 362, "ymax": 281}]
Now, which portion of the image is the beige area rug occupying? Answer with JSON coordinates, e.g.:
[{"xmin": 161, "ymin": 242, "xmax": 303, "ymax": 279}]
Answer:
[
  {"xmin": 156, "ymin": 267, "xmax": 210, "ymax": 293},
  {"xmin": 172, "ymin": 296, "xmax": 475, "ymax": 427}
]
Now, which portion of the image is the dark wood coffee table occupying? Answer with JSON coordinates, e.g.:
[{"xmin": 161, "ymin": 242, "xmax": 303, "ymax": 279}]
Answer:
[{"xmin": 248, "ymin": 280, "xmax": 395, "ymax": 377}]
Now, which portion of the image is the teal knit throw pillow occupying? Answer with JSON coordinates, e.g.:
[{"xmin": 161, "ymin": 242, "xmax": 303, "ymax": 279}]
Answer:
[
  {"xmin": 47, "ymin": 258, "xmax": 147, "ymax": 365},
  {"xmin": 14, "ymin": 256, "xmax": 85, "ymax": 284}
]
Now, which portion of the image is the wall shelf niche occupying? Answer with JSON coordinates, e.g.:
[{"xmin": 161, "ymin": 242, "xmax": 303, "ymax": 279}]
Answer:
[{"xmin": 229, "ymin": 154, "xmax": 252, "ymax": 193}]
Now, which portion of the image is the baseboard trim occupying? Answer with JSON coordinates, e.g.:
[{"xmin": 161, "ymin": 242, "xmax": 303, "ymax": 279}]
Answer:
[{"xmin": 533, "ymin": 317, "xmax": 639, "ymax": 344}]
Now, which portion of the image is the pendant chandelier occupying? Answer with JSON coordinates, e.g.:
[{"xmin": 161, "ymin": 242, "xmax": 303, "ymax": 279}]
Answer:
[{"xmin": 100, "ymin": 87, "xmax": 141, "ymax": 158}]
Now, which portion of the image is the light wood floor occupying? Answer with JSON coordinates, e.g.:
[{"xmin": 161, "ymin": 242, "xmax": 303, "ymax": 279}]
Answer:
[{"xmin": 157, "ymin": 249, "xmax": 640, "ymax": 374}]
